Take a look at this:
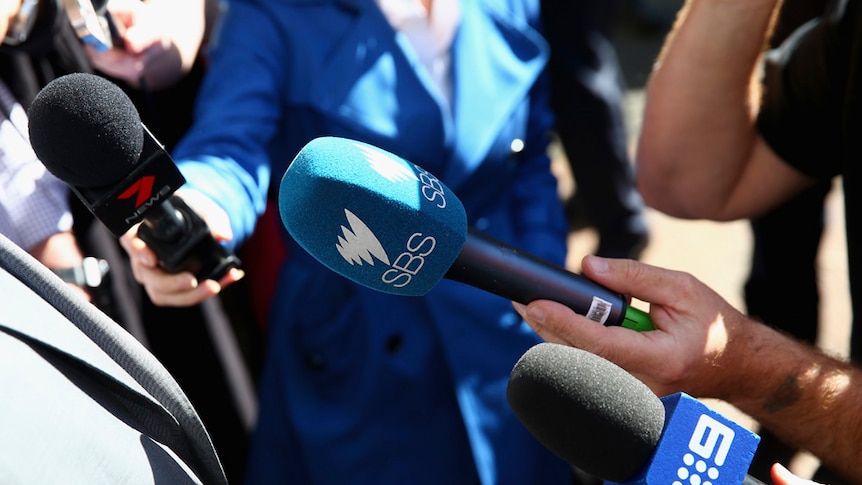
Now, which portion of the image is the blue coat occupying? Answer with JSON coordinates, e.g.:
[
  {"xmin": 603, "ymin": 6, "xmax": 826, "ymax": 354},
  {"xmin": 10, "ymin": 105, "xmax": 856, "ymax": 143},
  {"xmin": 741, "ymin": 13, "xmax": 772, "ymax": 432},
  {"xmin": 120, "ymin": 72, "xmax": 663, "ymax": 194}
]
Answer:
[{"xmin": 174, "ymin": 0, "xmax": 571, "ymax": 483}]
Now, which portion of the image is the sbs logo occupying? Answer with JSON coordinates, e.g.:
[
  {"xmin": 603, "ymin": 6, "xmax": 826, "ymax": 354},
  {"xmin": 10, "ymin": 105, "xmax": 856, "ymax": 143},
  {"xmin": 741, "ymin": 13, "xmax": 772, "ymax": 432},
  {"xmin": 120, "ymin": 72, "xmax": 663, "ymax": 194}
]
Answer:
[
  {"xmin": 336, "ymin": 209, "xmax": 390, "ymax": 266},
  {"xmin": 355, "ymin": 142, "xmax": 447, "ymax": 208},
  {"xmin": 335, "ymin": 209, "xmax": 436, "ymax": 289}
]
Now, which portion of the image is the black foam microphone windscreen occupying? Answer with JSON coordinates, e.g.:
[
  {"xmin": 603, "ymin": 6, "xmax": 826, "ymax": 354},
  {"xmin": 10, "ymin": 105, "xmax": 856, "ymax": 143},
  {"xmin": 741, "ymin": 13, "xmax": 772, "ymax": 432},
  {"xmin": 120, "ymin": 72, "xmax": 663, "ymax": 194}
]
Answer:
[
  {"xmin": 28, "ymin": 72, "xmax": 143, "ymax": 188},
  {"xmin": 507, "ymin": 342, "xmax": 665, "ymax": 481},
  {"xmin": 27, "ymin": 73, "xmax": 241, "ymax": 280}
]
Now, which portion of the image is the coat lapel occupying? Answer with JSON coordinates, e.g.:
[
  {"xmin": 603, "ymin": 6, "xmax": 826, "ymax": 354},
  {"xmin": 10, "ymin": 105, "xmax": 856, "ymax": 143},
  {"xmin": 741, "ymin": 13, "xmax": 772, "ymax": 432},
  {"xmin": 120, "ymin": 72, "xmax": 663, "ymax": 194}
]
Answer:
[
  {"xmin": 307, "ymin": 0, "xmax": 451, "ymax": 164},
  {"xmin": 446, "ymin": 0, "xmax": 549, "ymax": 187},
  {"xmin": 301, "ymin": 0, "xmax": 548, "ymax": 189}
]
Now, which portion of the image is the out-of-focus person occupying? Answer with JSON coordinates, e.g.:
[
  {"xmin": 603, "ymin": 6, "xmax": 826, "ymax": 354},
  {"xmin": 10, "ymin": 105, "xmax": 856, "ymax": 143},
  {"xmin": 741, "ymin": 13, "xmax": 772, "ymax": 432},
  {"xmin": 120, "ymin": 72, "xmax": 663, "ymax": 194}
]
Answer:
[{"xmin": 119, "ymin": 0, "xmax": 581, "ymax": 483}]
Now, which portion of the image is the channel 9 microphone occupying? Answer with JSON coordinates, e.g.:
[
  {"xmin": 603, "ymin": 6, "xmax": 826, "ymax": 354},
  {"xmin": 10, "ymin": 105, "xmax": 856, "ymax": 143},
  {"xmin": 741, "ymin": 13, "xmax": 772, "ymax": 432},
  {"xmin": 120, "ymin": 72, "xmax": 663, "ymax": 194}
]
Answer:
[
  {"xmin": 507, "ymin": 343, "xmax": 762, "ymax": 485},
  {"xmin": 28, "ymin": 73, "xmax": 241, "ymax": 281},
  {"xmin": 278, "ymin": 136, "xmax": 652, "ymax": 332}
]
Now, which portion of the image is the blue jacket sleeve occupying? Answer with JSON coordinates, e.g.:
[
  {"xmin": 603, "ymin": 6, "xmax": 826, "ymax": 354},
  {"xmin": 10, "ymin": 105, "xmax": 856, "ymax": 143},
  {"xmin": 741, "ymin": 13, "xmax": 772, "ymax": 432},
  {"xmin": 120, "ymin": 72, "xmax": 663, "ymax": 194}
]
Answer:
[{"xmin": 171, "ymin": 0, "xmax": 289, "ymax": 249}]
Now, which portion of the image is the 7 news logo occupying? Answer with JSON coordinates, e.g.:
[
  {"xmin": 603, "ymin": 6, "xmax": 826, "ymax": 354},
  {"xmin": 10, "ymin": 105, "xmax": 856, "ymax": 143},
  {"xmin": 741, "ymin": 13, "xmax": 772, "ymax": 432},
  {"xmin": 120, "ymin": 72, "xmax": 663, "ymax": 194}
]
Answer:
[
  {"xmin": 118, "ymin": 175, "xmax": 156, "ymax": 207},
  {"xmin": 117, "ymin": 175, "xmax": 172, "ymax": 224}
]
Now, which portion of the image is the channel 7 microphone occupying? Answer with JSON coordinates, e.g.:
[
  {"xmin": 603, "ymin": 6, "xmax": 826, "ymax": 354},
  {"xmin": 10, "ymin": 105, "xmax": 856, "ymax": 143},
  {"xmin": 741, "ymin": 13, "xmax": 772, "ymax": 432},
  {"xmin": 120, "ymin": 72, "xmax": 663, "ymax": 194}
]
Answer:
[
  {"xmin": 507, "ymin": 342, "xmax": 762, "ymax": 485},
  {"xmin": 28, "ymin": 73, "xmax": 240, "ymax": 281},
  {"xmin": 278, "ymin": 136, "xmax": 652, "ymax": 331}
]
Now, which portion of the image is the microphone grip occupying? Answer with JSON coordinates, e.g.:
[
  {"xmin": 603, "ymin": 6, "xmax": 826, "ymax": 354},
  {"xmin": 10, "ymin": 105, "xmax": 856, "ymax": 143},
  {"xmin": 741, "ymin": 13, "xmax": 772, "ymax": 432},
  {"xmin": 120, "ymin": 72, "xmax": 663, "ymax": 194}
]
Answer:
[
  {"xmin": 137, "ymin": 195, "xmax": 241, "ymax": 281},
  {"xmin": 445, "ymin": 228, "xmax": 652, "ymax": 331}
]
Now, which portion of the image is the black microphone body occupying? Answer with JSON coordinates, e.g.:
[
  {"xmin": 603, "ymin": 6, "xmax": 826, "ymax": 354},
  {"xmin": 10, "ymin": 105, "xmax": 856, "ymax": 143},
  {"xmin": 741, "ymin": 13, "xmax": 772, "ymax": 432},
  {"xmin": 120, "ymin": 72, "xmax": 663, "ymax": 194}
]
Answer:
[
  {"xmin": 28, "ymin": 73, "xmax": 240, "ymax": 281},
  {"xmin": 69, "ymin": 124, "xmax": 240, "ymax": 280},
  {"xmin": 448, "ymin": 228, "xmax": 631, "ymax": 328}
]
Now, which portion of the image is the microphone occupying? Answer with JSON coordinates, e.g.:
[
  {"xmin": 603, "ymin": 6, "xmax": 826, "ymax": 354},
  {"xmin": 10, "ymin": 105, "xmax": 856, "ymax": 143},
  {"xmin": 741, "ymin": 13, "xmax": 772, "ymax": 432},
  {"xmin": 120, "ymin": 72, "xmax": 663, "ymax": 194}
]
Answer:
[
  {"xmin": 506, "ymin": 342, "xmax": 762, "ymax": 484},
  {"xmin": 278, "ymin": 136, "xmax": 652, "ymax": 331},
  {"xmin": 28, "ymin": 73, "xmax": 240, "ymax": 281}
]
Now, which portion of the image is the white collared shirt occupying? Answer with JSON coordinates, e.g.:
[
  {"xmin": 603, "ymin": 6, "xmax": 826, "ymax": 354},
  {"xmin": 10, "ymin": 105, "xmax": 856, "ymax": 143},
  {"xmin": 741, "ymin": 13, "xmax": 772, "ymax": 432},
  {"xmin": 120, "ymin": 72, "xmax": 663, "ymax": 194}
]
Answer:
[
  {"xmin": 0, "ymin": 80, "xmax": 72, "ymax": 250},
  {"xmin": 376, "ymin": 0, "xmax": 460, "ymax": 109}
]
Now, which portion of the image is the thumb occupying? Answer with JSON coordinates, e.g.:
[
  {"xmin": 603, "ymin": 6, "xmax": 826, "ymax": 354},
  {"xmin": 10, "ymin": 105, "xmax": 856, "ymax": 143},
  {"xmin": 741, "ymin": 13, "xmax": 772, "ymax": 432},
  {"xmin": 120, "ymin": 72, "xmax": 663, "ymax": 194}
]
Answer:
[
  {"xmin": 771, "ymin": 463, "xmax": 820, "ymax": 485},
  {"xmin": 175, "ymin": 190, "xmax": 233, "ymax": 242}
]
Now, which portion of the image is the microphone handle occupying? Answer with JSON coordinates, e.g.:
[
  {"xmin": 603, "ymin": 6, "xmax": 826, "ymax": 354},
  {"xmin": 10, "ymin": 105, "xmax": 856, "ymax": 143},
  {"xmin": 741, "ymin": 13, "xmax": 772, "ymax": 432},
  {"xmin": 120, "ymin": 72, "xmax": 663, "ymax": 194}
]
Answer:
[
  {"xmin": 138, "ymin": 195, "xmax": 241, "ymax": 281},
  {"xmin": 444, "ymin": 228, "xmax": 652, "ymax": 331}
]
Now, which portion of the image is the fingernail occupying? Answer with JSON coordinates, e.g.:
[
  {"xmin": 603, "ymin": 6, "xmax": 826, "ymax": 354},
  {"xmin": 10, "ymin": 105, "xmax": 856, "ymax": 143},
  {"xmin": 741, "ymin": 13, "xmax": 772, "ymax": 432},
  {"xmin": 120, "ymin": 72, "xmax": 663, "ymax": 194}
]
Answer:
[
  {"xmin": 512, "ymin": 302, "xmax": 527, "ymax": 316},
  {"xmin": 526, "ymin": 305, "xmax": 546, "ymax": 324},
  {"xmin": 588, "ymin": 256, "xmax": 609, "ymax": 274}
]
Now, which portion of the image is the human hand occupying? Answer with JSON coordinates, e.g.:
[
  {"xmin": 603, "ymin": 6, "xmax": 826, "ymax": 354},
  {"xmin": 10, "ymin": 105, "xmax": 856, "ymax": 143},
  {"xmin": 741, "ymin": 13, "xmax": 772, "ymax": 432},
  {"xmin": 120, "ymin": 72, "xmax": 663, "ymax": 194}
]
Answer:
[
  {"xmin": 85, "ymin": 0, "xmax": 205, "ymax": 90},
  {"xmin": 1, "ymin": 0, "xmax": 24, "ymax": 39},
  {"xmin": 119, "ymin": 190, "xmax": 244, "ymax": 307},
  {"xmin": 512, "ymin": 255, "xmax": 751, "ymax": 399}
]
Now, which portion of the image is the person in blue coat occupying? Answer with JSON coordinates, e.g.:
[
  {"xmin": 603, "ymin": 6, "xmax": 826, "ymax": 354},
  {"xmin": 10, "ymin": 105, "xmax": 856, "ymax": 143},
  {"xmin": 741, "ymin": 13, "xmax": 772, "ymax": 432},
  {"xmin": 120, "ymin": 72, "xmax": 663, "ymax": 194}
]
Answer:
[{"xmin": 122, "ymin": 0, "xmax": 573, "ymax": 483}]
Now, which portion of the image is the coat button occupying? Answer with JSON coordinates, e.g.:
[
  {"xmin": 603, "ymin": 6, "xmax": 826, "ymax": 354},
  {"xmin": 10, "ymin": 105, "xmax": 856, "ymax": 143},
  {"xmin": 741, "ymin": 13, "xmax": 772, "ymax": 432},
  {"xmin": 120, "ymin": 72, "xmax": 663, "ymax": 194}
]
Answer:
[
  {"xmin": 510, "ymin": 138, "xmax": 524, "ymax": 154},
  {"xmin": 385, "ymin": 334, "xmax": 403, "ymax": 354},
  {"xmin": 306, "ymin": 354, "xmax": 326, "ymax": 370}
]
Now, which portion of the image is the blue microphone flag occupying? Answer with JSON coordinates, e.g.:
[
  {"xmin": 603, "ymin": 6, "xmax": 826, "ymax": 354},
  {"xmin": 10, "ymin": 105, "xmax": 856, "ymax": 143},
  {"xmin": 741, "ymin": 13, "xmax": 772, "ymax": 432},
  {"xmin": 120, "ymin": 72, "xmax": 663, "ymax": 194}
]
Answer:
[{"xmin": 610, "ymin": 393, "xmax": 760, "ymax": 485}]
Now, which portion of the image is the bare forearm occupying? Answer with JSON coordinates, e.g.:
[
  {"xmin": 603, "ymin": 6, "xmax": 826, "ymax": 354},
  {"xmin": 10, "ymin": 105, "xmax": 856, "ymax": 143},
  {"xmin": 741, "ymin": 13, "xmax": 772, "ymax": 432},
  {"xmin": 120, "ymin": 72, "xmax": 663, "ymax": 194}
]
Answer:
[
  {"xmin": 1, "ymin": 0, "xmax": 24, "ymax": 37},
  {"xmin": 28, "ymin": 231, "xmax": 84, "ymax": 270},
  {"xmin": 636, "ymin": 0, "xmax": 783, "ymax": 219},
  {"xmin": 29, "ymin": 231, "xmax": 93, "ymax": 301},
  {"xmin": 517, "ymin": 257, "xmax": 862, "ymax": 479},
  {"xmin": 718, "ymin": 322, "xmax": 862, "ymax": 482}
]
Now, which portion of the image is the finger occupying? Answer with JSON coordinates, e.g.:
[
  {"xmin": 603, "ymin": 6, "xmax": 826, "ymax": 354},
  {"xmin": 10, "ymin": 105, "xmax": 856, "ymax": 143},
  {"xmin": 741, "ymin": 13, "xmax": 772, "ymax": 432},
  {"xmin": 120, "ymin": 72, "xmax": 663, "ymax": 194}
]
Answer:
[
  {"xmin": 581, "ymin": 255, "xmax": 700, "ymax": 311},
  {"xmin": 134, "ymin": 262, "xmax": 198, "ymax": 290},
  {"xmin": 120, "ymin": 231, "xmax": 157, "ymax": 268},
  {"xmin": 771, "ymin": 463, "xmax": 819, "ymax": 485},
  {"xmin": 217, "ymin": 267, "xmax": 246, "ymax": 287},
  {"xmin": 520, "ymin": 297, "xmax": 692, "ymax": 389},
  {"xmin": 144, "ymin": 278, "xmax": 222, "ymax": 307},
  {"xmin": 515, "ymin": 299, "xmax": 648, "ymax": 364},
  {"xmin": 174, "ymin": 190, "xmax": 234, "ymax": 242},
  {"xmin": 86, "ymin": 46, "xmax": 143, "ymax": 78},
  {"xmin": 132, "ymin": 261, "xmax": 222, "ymax": 307},
  {"xmin": 513, "ymin": 301, "xmax": 571, "ymax": 346}
]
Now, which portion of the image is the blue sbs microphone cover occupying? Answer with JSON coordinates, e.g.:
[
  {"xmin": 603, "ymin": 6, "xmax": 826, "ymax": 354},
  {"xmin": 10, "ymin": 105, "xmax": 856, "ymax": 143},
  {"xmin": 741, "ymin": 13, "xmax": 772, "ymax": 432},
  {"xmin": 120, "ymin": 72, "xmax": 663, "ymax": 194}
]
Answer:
[{"xmin": 279, "ymin": 136, "xmax": 467, "ymax": 296}]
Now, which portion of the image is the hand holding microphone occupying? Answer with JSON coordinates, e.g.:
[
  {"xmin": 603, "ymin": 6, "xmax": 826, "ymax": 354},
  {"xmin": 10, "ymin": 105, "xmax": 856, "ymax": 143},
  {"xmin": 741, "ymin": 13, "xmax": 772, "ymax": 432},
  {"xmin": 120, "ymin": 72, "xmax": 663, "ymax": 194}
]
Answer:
[
  {"xmin": 513, "ymin": 255, "xmax": 751, "ymax": 399},
  {"xmin": 119, "ymin": 188, "xmax": 242, "ymax": 307},
  {"xmin": 278, "ymin": 137, "xmax": 653, "ymax": 332},
  {"xmin": 27, "ymin": 73, "xmax": 243, "ymax": 306}
]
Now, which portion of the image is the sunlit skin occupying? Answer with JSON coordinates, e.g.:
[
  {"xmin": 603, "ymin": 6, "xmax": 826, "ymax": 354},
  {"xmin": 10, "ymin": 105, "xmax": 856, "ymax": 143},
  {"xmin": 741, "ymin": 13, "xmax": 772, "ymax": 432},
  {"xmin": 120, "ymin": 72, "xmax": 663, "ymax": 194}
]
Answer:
[
  {"xmin": 119, "ymin": 190, "xmax": 244, "ymax": 307},
  {"xmin": 514, "ymin": 255, "xmax": 862, "ymax": 483},
  {"xmin": 84, "ymin": 0, "xmax": 208, "ymax": 90}
]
